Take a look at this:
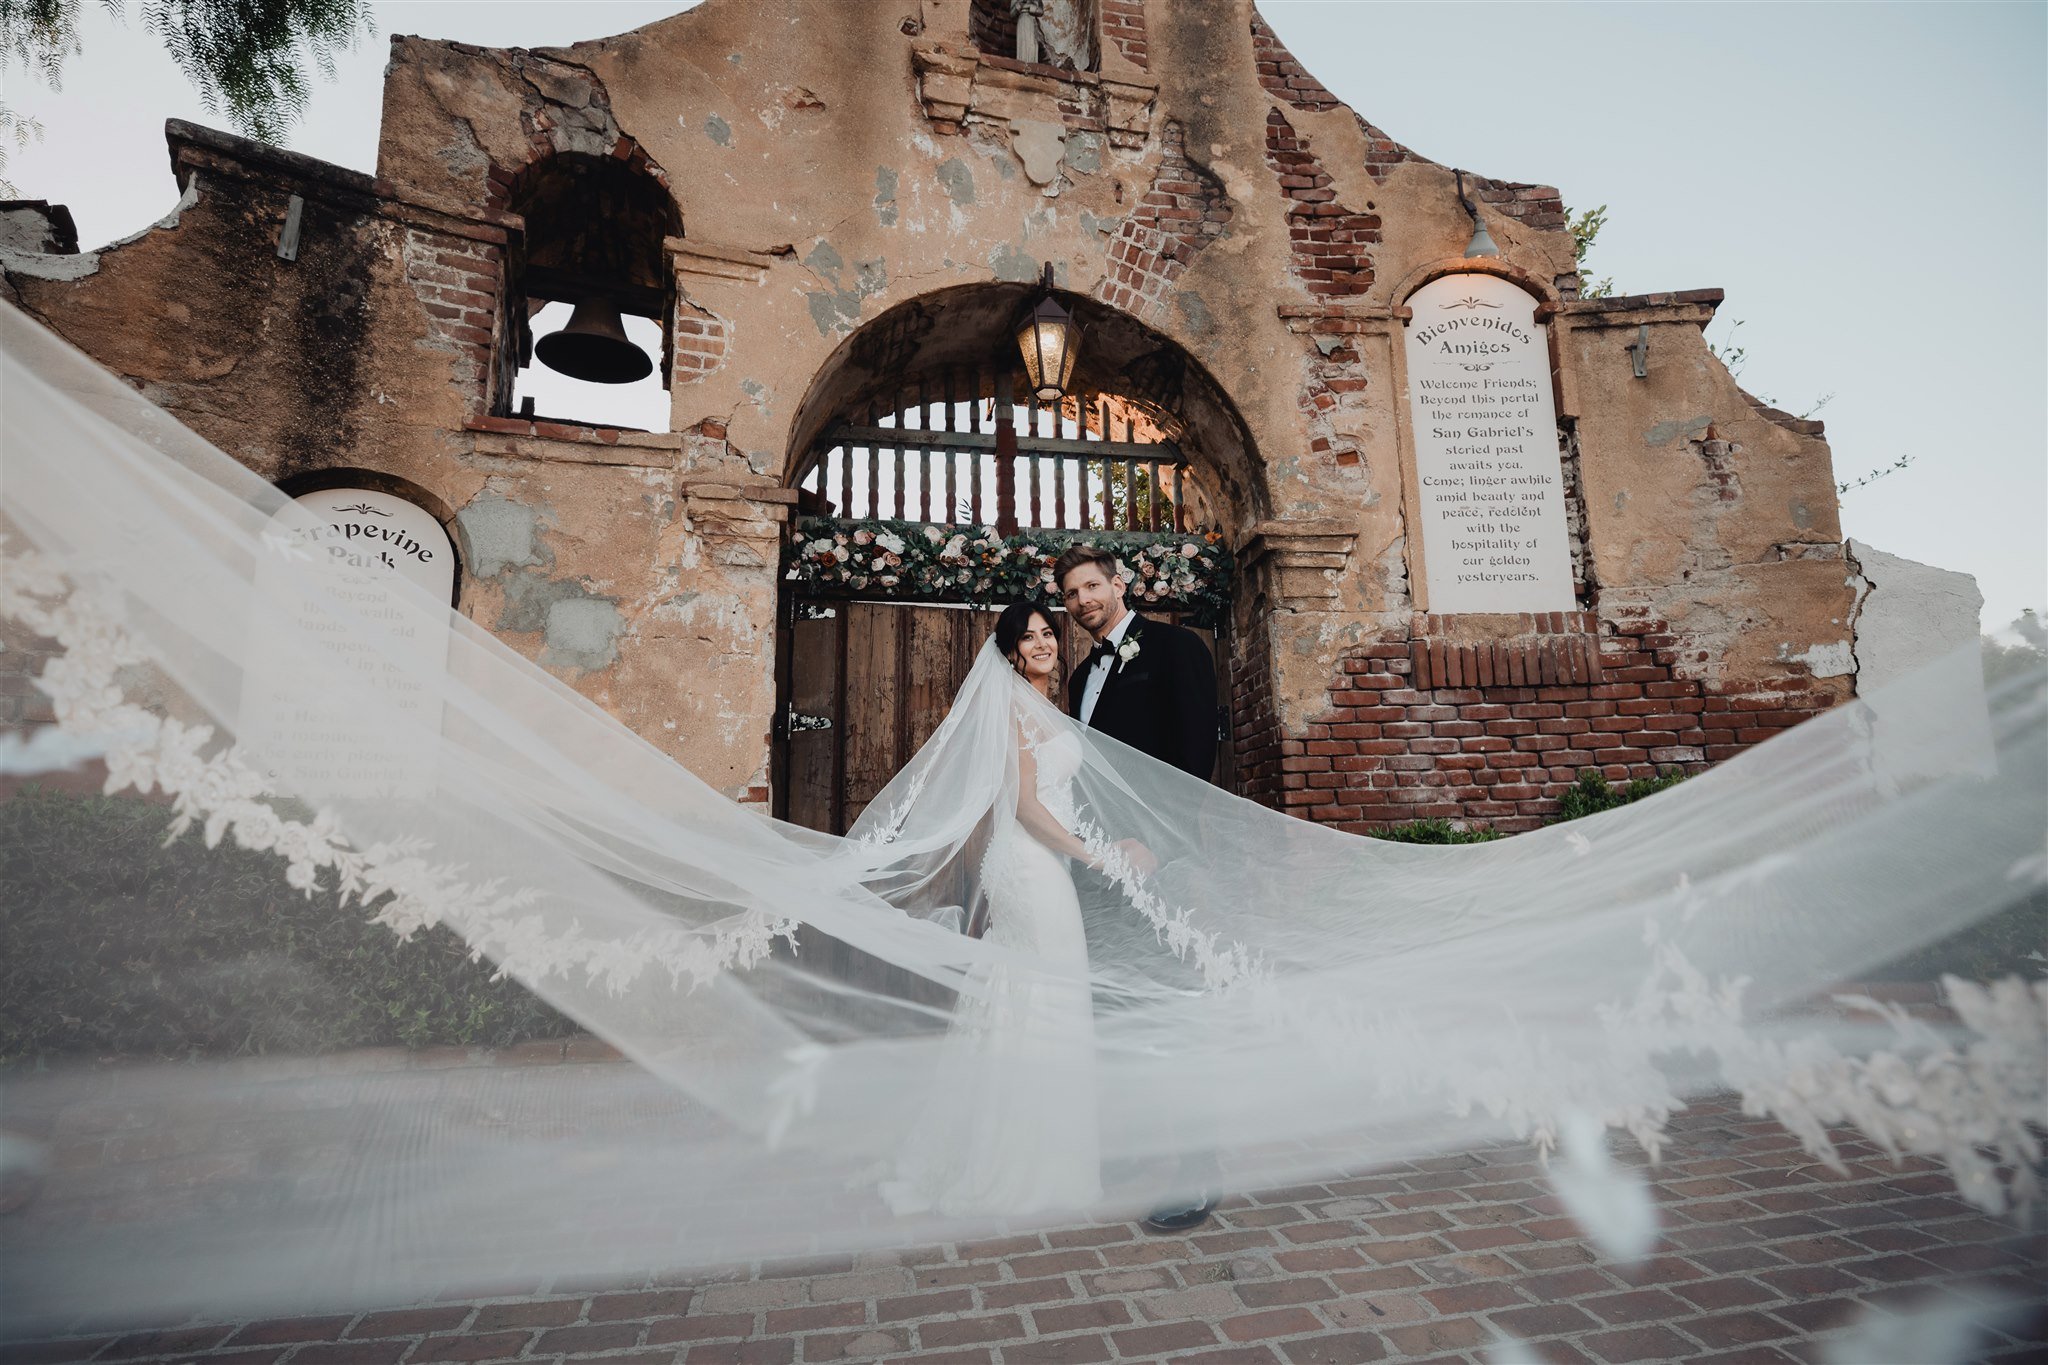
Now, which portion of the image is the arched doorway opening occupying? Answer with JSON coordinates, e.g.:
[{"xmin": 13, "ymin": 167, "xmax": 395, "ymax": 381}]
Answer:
[{"xmin": 773, "ymin": 284, "xmax": 1262, "ymax": 832}]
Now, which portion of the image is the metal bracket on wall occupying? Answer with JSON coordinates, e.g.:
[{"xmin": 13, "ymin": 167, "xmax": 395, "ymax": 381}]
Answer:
[
  {"xmin": 276, "ymin": 195, "xmax": 304, "ymax": 263},
  {"xmin": 777, "ymin": 703, "xmax": 833, "ymax": 738},
  {"xmin": 1627, "ymin": 324, "xmax": 1649, "ymax": 379},
  {"xmin": 784, "ymin": 599, "xmax": 838, "ymax": 628}
]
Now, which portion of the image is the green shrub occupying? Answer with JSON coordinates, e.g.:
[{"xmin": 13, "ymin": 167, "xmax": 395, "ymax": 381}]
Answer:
[
  {"xmin": 0, "ymin": 789, "xmax": 577, "ymax": 1067},
  {"xmin": 1553, "ymin": 767, "xmax": 1688, "ymax": 823},
  {"xmin": 1366, "ymin": 818, "xmax": 1503, "ymax": 845}
]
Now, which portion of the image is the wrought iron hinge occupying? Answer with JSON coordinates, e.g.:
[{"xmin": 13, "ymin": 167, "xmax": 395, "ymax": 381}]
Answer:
[{"xmin": 777, "ymin": 703, "xmax": 833, "ymax": 739}]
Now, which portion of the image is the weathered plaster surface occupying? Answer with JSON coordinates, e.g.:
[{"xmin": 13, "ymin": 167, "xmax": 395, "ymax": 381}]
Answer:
[
  {"xmin": 1847, "ymin": 539, "xmax": 1984, "ymax": 690},
  {"xmin": 4, "ymin": 0, "xmax": 1868, "ymax": 813}
]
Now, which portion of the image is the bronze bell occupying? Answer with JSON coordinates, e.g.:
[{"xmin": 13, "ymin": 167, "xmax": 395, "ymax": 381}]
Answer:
[{"xmin": 534, "ymin": 298, "xmax": 654, "ymax": 384}]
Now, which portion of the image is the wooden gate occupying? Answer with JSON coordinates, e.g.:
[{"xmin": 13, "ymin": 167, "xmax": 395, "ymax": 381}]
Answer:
[{"xmin": 775, "ymin": 598, "xmax": 1229, "ymax": 834}]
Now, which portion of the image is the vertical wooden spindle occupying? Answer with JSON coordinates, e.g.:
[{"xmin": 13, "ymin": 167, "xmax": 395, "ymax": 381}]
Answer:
[
  {"xmin": 994, "ymin": 369, "xmax": 1019, "ymax": 538},
  {"xmin": 865, "ymin": 401, "xmax": 880, "ymax": 519},
  {"xmin": 943, "ymin": 370, "xmax": 958, "ymax": 523}
]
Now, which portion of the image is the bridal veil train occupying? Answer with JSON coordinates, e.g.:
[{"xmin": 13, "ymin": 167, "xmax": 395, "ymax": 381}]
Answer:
[{"xmin": 1, "ymin": 300, "xmax": 2042, "ymax": 1327}]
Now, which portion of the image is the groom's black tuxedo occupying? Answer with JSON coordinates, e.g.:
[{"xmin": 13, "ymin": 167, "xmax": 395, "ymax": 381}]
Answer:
[{"xmin": 1067, "ymin": 613, "xmax": 1218, "ymax": 782}]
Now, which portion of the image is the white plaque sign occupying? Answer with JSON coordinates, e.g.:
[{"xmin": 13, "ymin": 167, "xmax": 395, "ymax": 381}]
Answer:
[
  {"xmin": 1404, "ymin": 273, "xmax": 1575, "ymax": 614},
  {"xmin": 241, "ymin": 489, "xmax": 455, "ymax": 799}
]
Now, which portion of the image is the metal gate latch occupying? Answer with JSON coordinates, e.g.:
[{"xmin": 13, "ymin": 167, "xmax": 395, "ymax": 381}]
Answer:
[{"xmin": 779, "ymin": 703, "xmax": 833, "ymax": 737}]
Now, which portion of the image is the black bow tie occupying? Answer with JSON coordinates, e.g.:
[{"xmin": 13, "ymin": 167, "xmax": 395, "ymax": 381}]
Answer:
[{"xmin": 1087, "ymin": 638, "xmax": 1118, "ymax": 668}]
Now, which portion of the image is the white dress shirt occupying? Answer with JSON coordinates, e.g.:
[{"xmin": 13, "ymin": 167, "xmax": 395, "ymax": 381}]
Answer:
[{"xmin": 1078, "ymin": 610, "xmax": 1136, "ymax": 727}]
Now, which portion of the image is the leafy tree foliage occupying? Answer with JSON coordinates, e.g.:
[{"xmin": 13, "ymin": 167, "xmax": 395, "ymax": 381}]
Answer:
[
  {"xmin": 1, "ymin": 0, "xmax": 372, "ymax": 155},
  {"xmin": 1566, "ymin": 202, "xmax": 1613, "ymax": 300}
]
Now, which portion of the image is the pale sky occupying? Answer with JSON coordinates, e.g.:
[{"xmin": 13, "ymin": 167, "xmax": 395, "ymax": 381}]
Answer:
[{"xmin": 4, "ymin": 1, "xmax": 2042, "ymax": 633}]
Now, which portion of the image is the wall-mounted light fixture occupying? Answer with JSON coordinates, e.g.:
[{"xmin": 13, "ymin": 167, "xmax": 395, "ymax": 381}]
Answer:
[
  {"xmin": 1454, "ymin": 169, "xmax": 1500, "ymax": 259},
  {"xmin": 1015, "ymin": 262, "xmax": 1079, "ymax": 401}
]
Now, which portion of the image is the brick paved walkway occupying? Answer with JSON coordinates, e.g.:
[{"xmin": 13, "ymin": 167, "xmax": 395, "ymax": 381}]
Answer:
[{"xmin": 6, "ymin": 1093, "xmax": 2044, "ymax": 1365}]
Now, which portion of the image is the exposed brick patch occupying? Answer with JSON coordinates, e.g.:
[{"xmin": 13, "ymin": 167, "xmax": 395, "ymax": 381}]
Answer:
[
  {"xmin": 1249, "ymin": 12, "xmax": 1339, "ymax": 111},
  {"xmin": 1095, "ymin": 121, "xmax": 1231, "ymax": 323},
  {"xmin": 1249, "ymin": 12, "xmax": 1421, "ymax": 184},
  {"xmin": 402, "ymin": 231, "xmax": 504, "ymax": 416},
  {"xmin": 1228, "ymin": 608, "xmax": 1284, "ymax": 812},
  {"xmin": 673, "ymin": 300, "xmax": 730, "ymax": 384},
  {"xmin": 1101, "ymin": 0, "xmax": 1148, "ymax": 69},
  {"xmin": 1467, "ymin": 174, "xmax": 1568, "ymax": 233},
  {"xmin": 1408, "ymin": 613, "xmax": 1603, "ymax": 691},
  {"xmin": 1263, "ymin": 108, "xmax": 1377, "ymax": 298},
  {"xmin": 482, "ymin": 121, "xmax": 668, "ymax": 220},
  {"xmin": 1274, "ymin": 308, "xmax": 1370, "ymax": 466}
]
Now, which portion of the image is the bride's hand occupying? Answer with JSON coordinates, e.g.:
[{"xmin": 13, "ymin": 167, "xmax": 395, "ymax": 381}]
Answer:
[{"xmin": 1099, "ymin": 838, "xmax": 1158, "ymax": 877}]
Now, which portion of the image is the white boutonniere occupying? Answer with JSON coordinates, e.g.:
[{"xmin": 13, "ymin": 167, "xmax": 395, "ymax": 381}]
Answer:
[{"xmin": 1116, "ymin": 636, "xmax": 1141, "ymax": 671}]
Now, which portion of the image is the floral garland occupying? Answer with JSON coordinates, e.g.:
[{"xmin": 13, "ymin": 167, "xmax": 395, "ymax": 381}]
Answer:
[{"xmin": 783, "ymin": 517, "xmax": 1234, "ymax": 629}]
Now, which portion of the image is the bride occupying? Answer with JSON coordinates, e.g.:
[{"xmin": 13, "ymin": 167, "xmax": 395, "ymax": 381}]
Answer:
[{"xmin": 881, "ymin": 599, "xmax": 1150, "ymax": 1216}]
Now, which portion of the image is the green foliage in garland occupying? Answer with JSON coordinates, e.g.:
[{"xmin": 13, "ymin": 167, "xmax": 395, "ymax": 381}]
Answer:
[
  {"xmin": 784, "ymin": 517, "xmax": 1235, "ymax": 629},
  {"xmin": 0, "ymin": 789, "xmax": 576, "ymax": 1067}
]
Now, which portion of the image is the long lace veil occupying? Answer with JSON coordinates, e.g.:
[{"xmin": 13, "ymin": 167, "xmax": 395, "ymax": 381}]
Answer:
[{"xmin": 1, "ymin": 301, "xmax": 2041, "ymax": 1327}]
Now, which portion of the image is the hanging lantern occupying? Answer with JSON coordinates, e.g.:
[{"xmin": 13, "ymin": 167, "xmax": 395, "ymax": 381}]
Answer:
[
  {"xmin": 534, "ymin": 298, "xmax": 654, "ymax": 384},
  {"xmin": 1014, "ymin": 263, "xmax": 1079, "ymax": 402}
]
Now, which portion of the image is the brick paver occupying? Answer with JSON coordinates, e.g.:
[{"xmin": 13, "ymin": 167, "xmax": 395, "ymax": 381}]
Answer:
[{"xmin": 4, "ymin": 1094, "xmax": 2042, "ymax": 1364}]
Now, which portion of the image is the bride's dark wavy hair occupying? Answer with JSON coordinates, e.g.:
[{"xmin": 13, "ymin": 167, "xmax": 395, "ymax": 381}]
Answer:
[{"xmin": 993, "ymin": 597, "xmax": 1061, "ymax": 675}]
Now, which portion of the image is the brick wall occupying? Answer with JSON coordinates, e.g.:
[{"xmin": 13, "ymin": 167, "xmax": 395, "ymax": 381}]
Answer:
[
  {"xmin": 672, "ymin": 301, "xmax": 730, "ymax": 384},
  {"xmin": 1235, "ymin": 610, "xmax": 1836, "ymax": 834},
  {"xmin": 1263, "ymin": 108, "xmax": 1378, "ymax": 298},
  {"xmin": 400, "ymin": 233, "xmax": 503, "ymax": 416},
  {"xmin": 1249, "ymin": 12, "xmax": 1338, "ymax": 111},
  {"xmin": 1229, "ymin": 610, "xmax": 1284, "ymax": 811},
  {"xmin": 1250, "ymin": 11, "xmax": 1562, "ymax": 229},
  {"xmin": 1096, "ymin": 121, "xmax": 1231, "ymax": 322},
  {"xmin": 1101, "ymin": 0, "xmax": 1148, "ymax": 69}
]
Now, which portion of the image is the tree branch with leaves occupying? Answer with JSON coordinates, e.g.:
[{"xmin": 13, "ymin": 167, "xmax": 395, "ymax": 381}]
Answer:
[{"xmin": 0, "ymin": 0, "xmax": 372, "ymax": 193}]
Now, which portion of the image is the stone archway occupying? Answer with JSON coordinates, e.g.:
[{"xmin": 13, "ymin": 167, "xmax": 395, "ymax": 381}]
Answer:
[
  {"xmin": 784, "ymin": 282, "xmax": 1266, "ymax": 533},
  {"xmin": 772, "ymin": 284, "xmax": 1264, "ymax": 830}
]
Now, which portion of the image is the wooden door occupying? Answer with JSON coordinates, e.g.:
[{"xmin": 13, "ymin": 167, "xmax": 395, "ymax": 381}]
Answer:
[{"xmin": 776, "ymin": 598, "xmax": 1230, "ymax": 835}]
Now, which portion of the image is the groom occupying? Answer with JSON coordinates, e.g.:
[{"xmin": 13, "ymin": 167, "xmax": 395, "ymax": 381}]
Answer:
[
  {"xmin": 1055, "ymin": 544, "xmax": 1220, "ymax": 1232},
  {"xmin": 1057, "ymin": 545, "xmax": 1217, "ymax": 783}
]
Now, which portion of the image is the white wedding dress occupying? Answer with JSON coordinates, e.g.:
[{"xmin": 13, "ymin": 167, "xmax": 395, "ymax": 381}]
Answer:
[{"xmin": 879, "ymin": 718, "xmax": 1103, "ymax": 1217}]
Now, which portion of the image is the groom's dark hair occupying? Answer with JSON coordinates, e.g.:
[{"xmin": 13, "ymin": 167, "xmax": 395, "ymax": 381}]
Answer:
[{"xmin": 1053, "ymin": 544, "xmax": 1121, "ymax": 589}]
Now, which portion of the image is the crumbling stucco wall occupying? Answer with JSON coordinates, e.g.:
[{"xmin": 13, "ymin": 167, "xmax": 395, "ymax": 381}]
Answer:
[
  {"xmin": 1847, "ymin": 540, "xmax": 1984, "ymax": 691},
  {"xmin": 4, "ymin": 0, "xmax": 1859, "ymax": 823}
]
